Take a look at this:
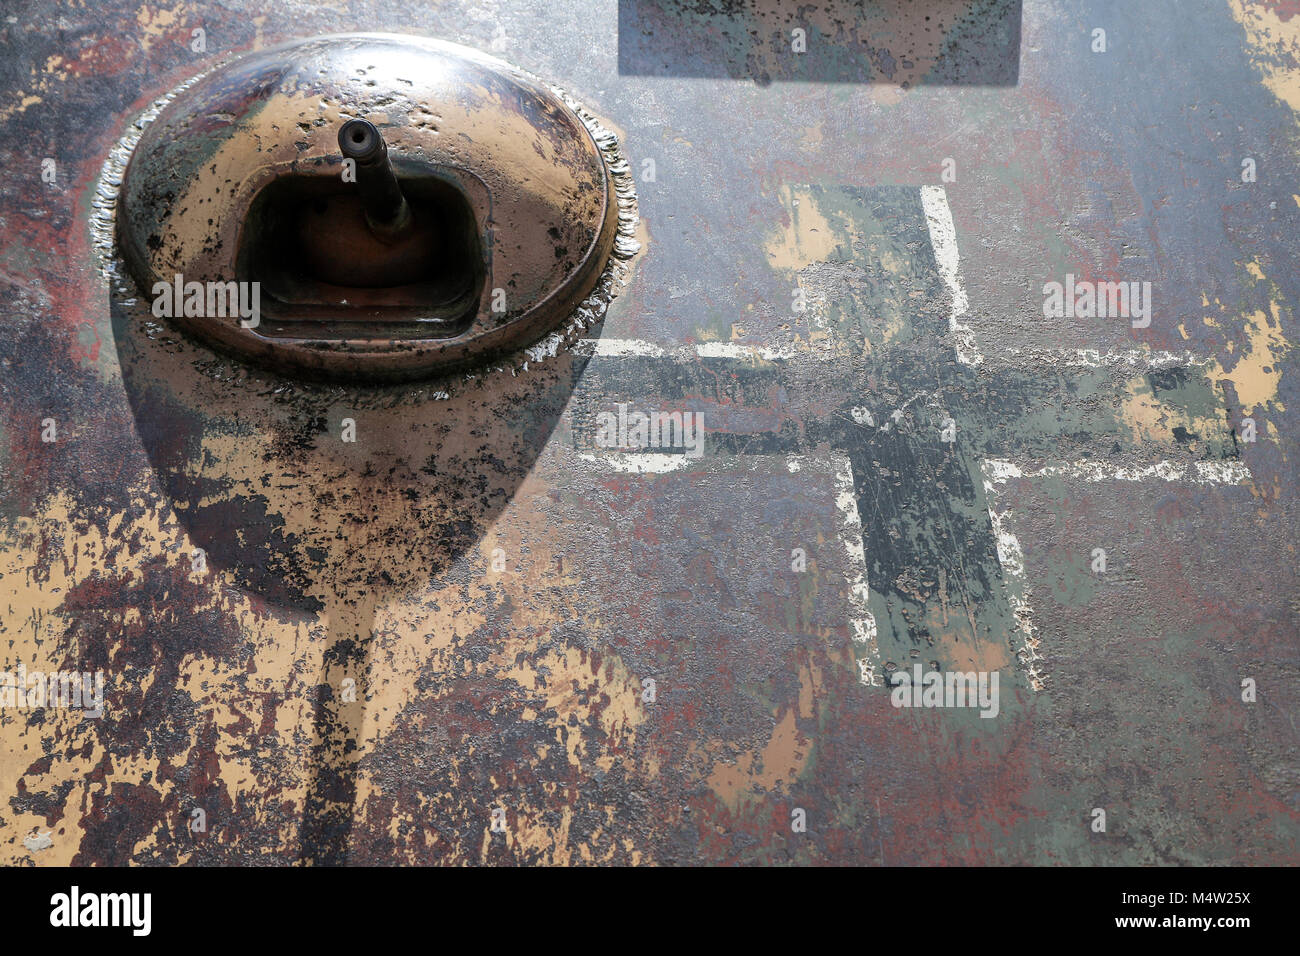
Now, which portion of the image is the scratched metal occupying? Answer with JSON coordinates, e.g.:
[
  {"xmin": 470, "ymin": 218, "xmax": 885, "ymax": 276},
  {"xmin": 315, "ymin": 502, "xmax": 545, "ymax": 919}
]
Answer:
[{"xmin": 0, "ymin": 0, "xmax": 1295, "ymax": 865}]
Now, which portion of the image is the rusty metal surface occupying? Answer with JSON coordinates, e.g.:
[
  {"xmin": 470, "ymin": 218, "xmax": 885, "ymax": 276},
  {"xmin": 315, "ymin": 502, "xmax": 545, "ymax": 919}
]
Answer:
[
  {"xmin": 113, "ymin": 33, "xmax": 625, "ymax": 380},
  {"xmin": 0, "ymin": 0, "xmax": 1296, "ymax": 865}
]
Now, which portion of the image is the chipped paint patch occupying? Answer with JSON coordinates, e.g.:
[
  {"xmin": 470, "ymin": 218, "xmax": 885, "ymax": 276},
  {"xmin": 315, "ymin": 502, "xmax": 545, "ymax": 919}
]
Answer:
[
  {"xmin": 23, "ymin": 830, "xmax": 53, "ymax": 853},
  {"xmin": 577, "ymin": 451, "xmax": 697, "ymax": 472},
  {"xmin": 998, "ymin": 347, "xmax": 1210, "ymax": 370},
  {"xmin": 575, "ymin": 338, "xmax": 667, "ymax": 357},
  {"xmin": 135, "ymin": 4, "xmax": 185, "ymax": 51},
  {"xmin": 692, "ymin": 341, "xmax": 797, "ymax": 361},
  {"xmin": 805, "ymin": 455, "xmax": 880, "ymax": 687},
  {"xmin": 979, "ymin": 463, "xmax": 1044, "ymax": 691},
  {"xmin": 1205, "ymin": 303, "xmax": 1289, "ymax": 415},
  {"xmin": 1229, "ymin": 0, "xmax": 1300, "ymax": 114},
  {"xmin": 705, "ymin": 707, "xmax": 808, "ymax": 811},
  {"xmin": 0, "ymin": 484, "xmax": 318, "ymax": 865},
  {"xmin": 575, "ymin": 338, "xmax": 796, "ymax": 361},
  {"xmin": 1191, "ymin": 257, "xmax": 1291, "ymax": 421},
  {"xmin": 919, "ymin": 185, "xmax": 982, "ymax": 366},
  {"xmin": 984, "ymin": 458, "xmax": 1253, "ymax": 486},
  {"xmin": 1118, "ymin": 374, "xmax": 1226, "ymax": 451},
  {"xmin": 0, "ymin": 94, "xmax": 42, "ymax": 122},
  {"xmin": 765, "ymin": 186, "xmax": 838, "ymax": 270}
]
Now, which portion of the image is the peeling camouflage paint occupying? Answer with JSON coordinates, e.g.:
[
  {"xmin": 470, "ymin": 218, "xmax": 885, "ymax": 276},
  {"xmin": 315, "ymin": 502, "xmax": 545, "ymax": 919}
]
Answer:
[{"xmin": 0, "ymin": 0, "xmax": 1295, "ymax": 866}]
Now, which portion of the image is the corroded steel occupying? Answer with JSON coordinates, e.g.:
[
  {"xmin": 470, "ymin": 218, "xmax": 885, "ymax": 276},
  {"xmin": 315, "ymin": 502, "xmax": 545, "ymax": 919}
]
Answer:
[{"xmin": 0, "ymin": 0, "xmax": 1295, "ymax": 868}]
